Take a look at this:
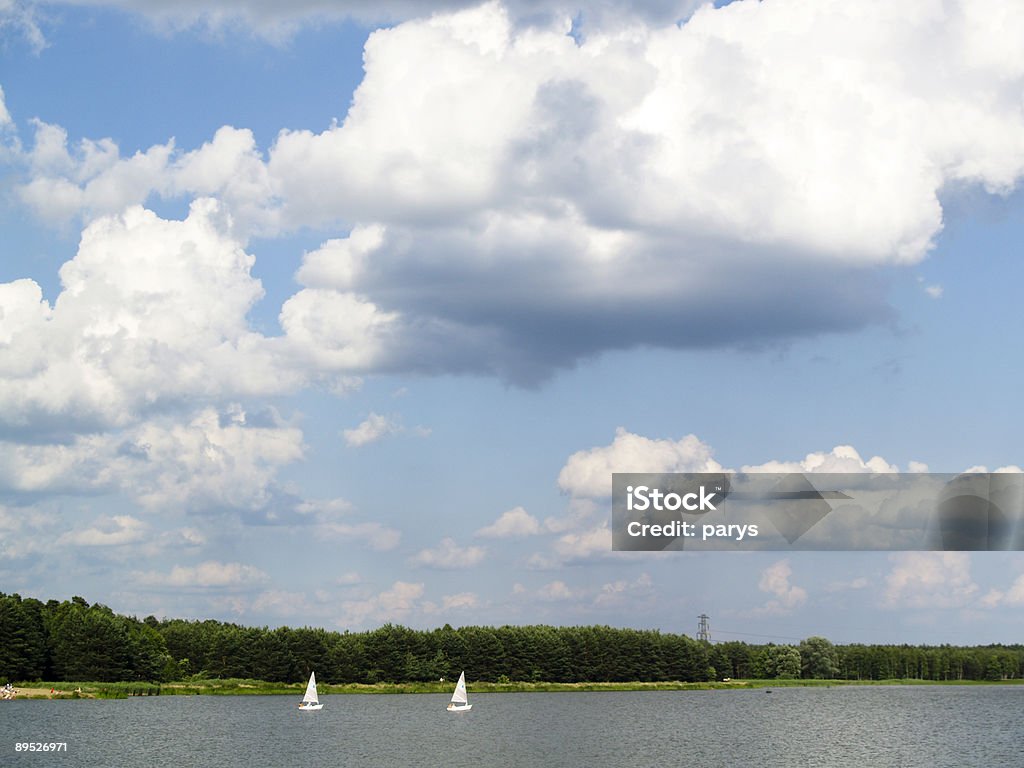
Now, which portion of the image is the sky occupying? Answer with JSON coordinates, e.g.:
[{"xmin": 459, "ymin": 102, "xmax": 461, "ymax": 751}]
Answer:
[{"xmin": 1, "ymin": 0, "xmax": 1024, "ymax": 646}]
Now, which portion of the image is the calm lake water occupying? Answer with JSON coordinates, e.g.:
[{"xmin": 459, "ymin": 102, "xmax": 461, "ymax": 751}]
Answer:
[{"xmin": 3, "ymin": 686, "xmax": 1022, "ymax": 767}]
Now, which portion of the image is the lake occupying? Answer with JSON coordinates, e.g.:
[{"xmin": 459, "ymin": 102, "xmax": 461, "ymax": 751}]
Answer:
[{"xmin": 3, "ymin": 686, "xmax": 1022, "ymax": 767}]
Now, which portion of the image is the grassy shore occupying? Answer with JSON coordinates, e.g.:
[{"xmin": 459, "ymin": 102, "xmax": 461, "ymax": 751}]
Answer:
[{"xmin": 7, "ymin": 677, "xmax": 1024, "ymax": 699}]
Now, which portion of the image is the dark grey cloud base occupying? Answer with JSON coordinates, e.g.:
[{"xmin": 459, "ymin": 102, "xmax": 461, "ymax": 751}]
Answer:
[{"xmin": 359, "ymin": 240, "xmax": 894, "ymax": 385}]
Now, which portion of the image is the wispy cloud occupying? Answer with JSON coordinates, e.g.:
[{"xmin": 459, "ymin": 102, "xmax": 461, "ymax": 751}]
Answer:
[
  {"xmin": 475, "ymin": 506, "xmax": 541, "ymax": 538},
  {"xmin": 410, "ymin": 538, "xmax": 486, "ymax": 569},
  {"xmin": 883, "ymin": 553, "xmax": 978, "ymax": 609},
  {"xmin": 337, "ymin": 580, "xmax": 424, "ymax": 628},
  {"xmin": 136, "ymin": 560, "xmax": 270, "ymax": 590},
  {"xmin": 755, "ymin": 559, "xmax": 807, "ymax": 616},
  {"xmin": 58, "ymin": 515, "xmax": 146, "ymax": 547}
]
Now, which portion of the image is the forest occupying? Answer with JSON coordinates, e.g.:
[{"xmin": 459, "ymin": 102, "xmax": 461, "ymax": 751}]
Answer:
[{"xmin": 1, "ymin": 592, "xmax": 1021, "ymax": 685}]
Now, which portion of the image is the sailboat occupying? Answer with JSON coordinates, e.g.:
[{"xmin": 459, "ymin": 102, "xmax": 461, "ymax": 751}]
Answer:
[
  {"xmin": 446, "ymin": 671, "xmax": 472, "ymax": 712},
  {"xmin": 298, "ymin": 671, "xmax": 323, "ymax": 711}
]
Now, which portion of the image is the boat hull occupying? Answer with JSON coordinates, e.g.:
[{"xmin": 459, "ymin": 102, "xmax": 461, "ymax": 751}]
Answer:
[
  {"xmin": 298, "ymin": 703, "xmax": 324, "ymax": 711},
  {"xmin": 446, "ymin": 703, "xmax": 472, "ymax": 712}
]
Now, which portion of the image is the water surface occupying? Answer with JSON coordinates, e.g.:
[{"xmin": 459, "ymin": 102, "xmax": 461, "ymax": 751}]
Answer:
[{"xmin": 3, "ymin": 686, "xmax": 1021, "ymax": 767}]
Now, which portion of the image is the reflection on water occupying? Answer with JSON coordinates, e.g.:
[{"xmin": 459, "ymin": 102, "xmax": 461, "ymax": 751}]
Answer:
[{"xmin": 3, "ymin": 686, "xmax": 1022, "ymax": 767}]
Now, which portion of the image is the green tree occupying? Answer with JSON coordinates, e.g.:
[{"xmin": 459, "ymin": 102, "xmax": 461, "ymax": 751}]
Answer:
[
  {"xmin": 799, "ymin": 636, "xmax": 840, "ymax": 679},
  {"xmin": 757, "ymin": 645, "xmax": 801, "ymax": 679},
  {"xmin": 326, "ymin": 633, "xmax": 367, "ymax": 683},
  {"xmin": 48, "ymin": 601, "xmax": 132, "ymax": 681},
  {"xmin": 125, "ymin": 619, "xmax": 170, "ymax": 681},
  {"xmin": 0, "ymin": 594, "xmax": 46, "ymax": 681}
]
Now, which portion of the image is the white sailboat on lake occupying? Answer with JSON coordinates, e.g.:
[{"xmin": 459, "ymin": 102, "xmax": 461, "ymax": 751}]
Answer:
[
  {"xmin": 446, "ymin": 671, "xmax": 472, "ymax": 712},
  {"xmin": 298, "ymin": 671, "xmax": 323, "ymax": 711}
]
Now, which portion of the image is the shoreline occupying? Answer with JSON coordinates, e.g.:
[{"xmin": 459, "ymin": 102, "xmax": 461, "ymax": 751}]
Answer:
[{"xmin": 6, "ymin": 677, "xmax": 1024, "ymax": 699}]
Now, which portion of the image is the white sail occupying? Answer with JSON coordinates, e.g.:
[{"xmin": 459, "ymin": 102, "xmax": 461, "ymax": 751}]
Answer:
[
  {"xmin": 303, "ymin": 672, "xmax": 319, "ymax": 704},
  {"xmin": 450, "ymin": 671, "xmax": 468, "ymax": 705}
]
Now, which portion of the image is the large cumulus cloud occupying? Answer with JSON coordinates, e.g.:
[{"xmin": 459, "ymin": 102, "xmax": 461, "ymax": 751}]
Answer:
[
  {"xmin": 6, "ymin": 0, "xmax": 1024, "ymax": 387},
  {"xmin": 0, "ymin": 199, "xmax": 295, "ymax": 433},
  {"xmin": 270, "ymin": 0, "xmax": 1024, "ymax": 380}
]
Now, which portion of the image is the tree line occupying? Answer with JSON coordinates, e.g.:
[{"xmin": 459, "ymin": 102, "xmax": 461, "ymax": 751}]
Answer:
[{"xmin": 2, "ymin": 593, "xmax": 1021, "ymax": 684}]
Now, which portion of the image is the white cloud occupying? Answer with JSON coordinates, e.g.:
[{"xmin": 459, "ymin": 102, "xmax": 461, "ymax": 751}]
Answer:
[
  {"xmin": 170, "ymin": 126, "xmax": 277, "ymax": 234},
  {"xmin": 423, "ymin": 591, "xmax": 480, "ymax": 614},
  {"xmin": 543, "ymin": 497, "xmax": 599, "ymax": 534},
  {"xmin": 883, "ymin": 552, "xmax": 979, "ymax": 609},
  {"xmin": 963, "ymin": 465, "xmax": 1024, "ymax": 474},
  {"xmin": 318, "ymin": 521, "xmax": 401, "ymax": 551},
  {"xmin": 475, "ymin": 506, "xmax": 540, "ymax": 538},
  {"xmin": 296, "ymin": 225, "xmax": 385, "ymax": 290},
  {"xmin": 277, "ymin": 289, "xmax": 397, "ymax": 374},
  {"xmin": 924, "ymin": 284, "xmax": 944, "ymax": 299},
  {"xmin": 206, "ymin": 595, "xmax": 249, "ymax": 615},
  {"xmin": 128, "ymin": 408, "xmax": 305, "ymax": 511},
  {"xmin": 0, "ymin": 433, "xmax": 124, "ymax": 495},
  {"xmin": 0, "ymin": 84, "xmax": 11, "ymax": 127},
  {"xmin": 0, "ymin": 406, "xmax": 304, "ymax": 512},
  {"xmin": 552, "ymin": 524, "xmax": 614, "ymax": 562},
  {"xmin": 18, "ymin": 123, "xmax": 275, "ymax": 233},
  {"xmin": 264, "ymin": 0, "xmax": 1024, "ymax": 379},
  {"xmin": 523, "ymin": 553, "xmax": 558, "ymax": 571},
  {"xmin": 536, "ymin": 580, "xmax": 574, "ymax": 601},
  {"xmin": 756, "ymin": 559, "xmax": 807, "ymax": 615},
  {"xmin": 163, "ymin": 527, "xmax": 206, "ymax": 547},
  {"xmin": 19, "ymin": 121, "xmax": 173, "ymax": 224},
  {"xmin": 12, "ymin": 0, "xmax": 1024, "ymax": 384},
  {"xmin": 558, "ymin": 428, "xmax": 722, "ymax": 498},
  {"xmin": 0, "ymin": 201, "xmax": 298, "ymax": 433},
  {"xmin": 269, "ymin": 0, "xmax": 1021, "ymax": 258},
  {"xmin": 0, "ymin": 505, "xmax": 59, "ymax": 559},
  {"xmin": 295, "ymin": 497, "xmax": 354, "ymax": 519},
  {"xmin": 980, "ymin": 590, "xmax": 1002, "ymax": 609},
  {"xmin": 342, "ymin": 412, "xmax": 400, "ymax": 447},
  {"xmin": 594, "ymin": 572, "xmax": 653, "ymax": 607},
  {"xmin": 338, "ymin": 580, "xmax": 424, "ymax": 627},
  {"xmin": 0, "ymin": 198, "xmax": 407, "ymax": 454},
  {"xmin": 743, "ymin": 445, "xmax": 900, "ymax": 474},
  {"xmin": 249, "ymin": 589, "xmax": 335, "ymax": 619},
  {"xmin": 513, "ymin": 573, "xmax": 654, "ymax": 611},
  {"xmin": 132, "ymin": 525, "xmax": 208, "ymax": 559},
  {"xmin": 526, "ymin": 526, "xmax": 645, "ymax": 569},
  {"xmin": 137, "ymin": 560, "xmax": 269, "ymax": 589},
  {"xmin": 0, "ymin": 1, "xmax": 44, "ymax": 52},
  {"xmin": 251, "ymin": 590, "xmax": 306, "ymax": 615},
  {"xmin": 411, "ymin": 537, "xmax": 486, "ymax": 569},
  {"xmin": 0, "ymin": 505, "xmax": 25, "ymax": 532},
  {"xmin": 59, "ymin": 514, "xmax": 146, "ymax": 547},
  {"xmin": 979, "ymin": 573, "xmax": 1024, "ymax": 609}
]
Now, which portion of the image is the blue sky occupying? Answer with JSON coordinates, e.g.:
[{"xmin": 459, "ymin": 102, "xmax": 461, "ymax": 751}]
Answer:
[{"xmin": 1, "ymin": 0, "xmax": 1024, "ymax": 645}]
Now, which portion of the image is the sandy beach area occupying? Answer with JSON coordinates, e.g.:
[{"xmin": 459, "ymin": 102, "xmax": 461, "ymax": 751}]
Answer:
[{"xmin": 3, "ymin": 687, "xmax": 92, "ymax": 699}]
